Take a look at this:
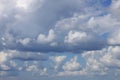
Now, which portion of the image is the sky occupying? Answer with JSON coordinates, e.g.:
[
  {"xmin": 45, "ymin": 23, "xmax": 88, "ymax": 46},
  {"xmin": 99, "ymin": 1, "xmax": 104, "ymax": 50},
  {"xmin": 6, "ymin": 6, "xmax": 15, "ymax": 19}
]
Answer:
[{"xmin": 0, "ymin": 0, "xmax": 120, "ymax": 80}]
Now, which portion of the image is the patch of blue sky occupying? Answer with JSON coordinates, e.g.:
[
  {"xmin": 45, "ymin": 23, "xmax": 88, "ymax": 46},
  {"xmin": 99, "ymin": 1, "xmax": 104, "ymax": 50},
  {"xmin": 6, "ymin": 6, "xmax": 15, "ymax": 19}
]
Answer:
[
  {"xmin": 100, "ymin": 0, "xmax": 112, "ymax": 7},
  {"xmin": 86, "ymin": 0, "xmax": 112, "ymax": 8}
]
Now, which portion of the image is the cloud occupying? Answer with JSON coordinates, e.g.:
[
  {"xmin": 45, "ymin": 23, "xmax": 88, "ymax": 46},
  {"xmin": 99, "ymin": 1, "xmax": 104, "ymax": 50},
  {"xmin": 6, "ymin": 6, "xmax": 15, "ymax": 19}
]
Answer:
[
  {"xmin": 0, "ymin": 71, "xmax": 18, "ymax": 77},
  {"xmin": 108, "ymin": 29, "xmax": 120, "ymax": 45},
  {"xmin": 37, "ymin": 29, "xmax": 55, "ymax": 44},
  {"xmin": 82, "ymin": 46, "xmax": 120, "ymax": 75},
  {"xmin": 0, "ymin": 52, "xmax": 8, "ymax": 63},
  {"xmin": 0, "ymin": 0, "xmax": 120, "ymax": 79},
  {"xmin": 13, "ymin": 52, "xmax": 48, "ymax": 61},
  {"xmin": 0, "ymin": 50, "xmax": 48, "ymax": 77},
  {"xmin": 110, "ymin": 0, "xmax": 120, "ymax": 19},
  {"xmin": 64, "ymin": 31, "xmax": 89, "ymax": 45},
  {"xmin": 51, "ymin": 56, "xmax": 66, "ymax": 70},
  {"xmin": 18, "ymin": 38, "xmax": 31, "ymax": 46},
  {"xmin": 26, "ymin": 65, "xmax": 38, "ymax": 72},
  {"xmin": 0, "ymin": 46, "xmax": 120, "ymax": 78},
  {"xmin": 0, "ymin": 50, "xmax": 48, "ymax": 62},
  {"xmin": 62, "ymin": 56, "xmax": 81, "ymax": 71},
  {"xmin": 0, "ymin": 0, "xmax": 115, "ymax": 53},
  {"xmin": 55, "ymin": 46, "xmax": 120, "ymax": 77},
  {"xmin": 51, "ymin": 56, "xmax": 67, "ymax": 65}
]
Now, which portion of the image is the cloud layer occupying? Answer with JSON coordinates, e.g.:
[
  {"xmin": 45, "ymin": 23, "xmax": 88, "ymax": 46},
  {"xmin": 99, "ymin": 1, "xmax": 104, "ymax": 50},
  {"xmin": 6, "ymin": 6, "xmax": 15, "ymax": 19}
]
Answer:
[
  {"xmin": 0, "ymin": 0, "xmax": 116, "ymax": 52},
  {"xmin": 0, "ymin": 0, "xmax": 120, "ymax": 80}
]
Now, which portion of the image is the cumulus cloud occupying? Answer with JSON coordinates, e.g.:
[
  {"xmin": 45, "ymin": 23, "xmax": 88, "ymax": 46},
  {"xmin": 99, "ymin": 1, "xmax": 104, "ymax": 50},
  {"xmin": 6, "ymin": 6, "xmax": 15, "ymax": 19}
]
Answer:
[
  {"xmin": 37, "ymin": 29, "xmax": 55, "ymax": 44},
  {"xmin": 62, "ymin": 56, "xmax": 81, "ymax": 71},
  {"xmin": 82, "ymin": 46, "xmax": 120, "ymax": 75},
  {"xmin": 0, "ymin": 0, "xmax": 120, "ymax": 79},
  {"xmin": 51, "ymin": 56, "xmax": 66, "ymax": 70},
  {"xmin": 64, "ymin": 31, "xmax": 89, "ymax": 45},
  {"xmin": 57, "ymin": 46, "xmax": 120, "ymax": 77},
  {"xmin": 0, "ymin": 50, "xmax": 48, "ymax": 77},
  {"xmin": 0, "ymin": 0, "xmax": 115, "ymax": 52},
  {"xmin": 0, "ymin": 50, "xmax": 48, "ymax": 61}
]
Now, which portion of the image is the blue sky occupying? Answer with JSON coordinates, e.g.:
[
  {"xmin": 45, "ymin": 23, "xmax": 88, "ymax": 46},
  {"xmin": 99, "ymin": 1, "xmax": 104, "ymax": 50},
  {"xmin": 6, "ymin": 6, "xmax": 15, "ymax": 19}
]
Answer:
[{"xmin": 0, "ymin": 0, "xmax": 120, "ymax": 80}]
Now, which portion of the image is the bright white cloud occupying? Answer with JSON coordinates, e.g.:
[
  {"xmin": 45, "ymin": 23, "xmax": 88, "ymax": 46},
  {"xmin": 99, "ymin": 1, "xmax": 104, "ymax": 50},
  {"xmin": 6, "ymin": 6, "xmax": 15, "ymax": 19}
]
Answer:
[
  {"xmin": 82, "ymin": 46, "xmax": 120, "ymax": 75},
  {"xmin": 0, "ymin": 50, "xmax": 48, "ymax": 76},
  {"xmin": 15, "ymin": 0, "xmax": 44, "ymax": 11},
  {"xmin": 62, "ymin": 56, "xmax": 81, "ymax": 71},
  {"xmin": 51, "ymin": 56, "xmax": 66, "ymax": 70},
  {"xmin": 87, "ymin": 14, "xmax": 120, "ymax": 35},
  {"xmin": 51, "ymin": 56, "xmax": 66, "ymax": 65},
  {"xmin": 0, "ymin": 52, "xmax": 8, "ymax": 63},
  {"xmin": 16, "ymin": 0, "xmax": 33, "ymax": 9},
  {"xmin": 64, "ymin": 31, "xmax": 88, "ymax": 45},
  {"xmin": 37, "ymin": 29, "xmax": 56, "ymax": 44}
]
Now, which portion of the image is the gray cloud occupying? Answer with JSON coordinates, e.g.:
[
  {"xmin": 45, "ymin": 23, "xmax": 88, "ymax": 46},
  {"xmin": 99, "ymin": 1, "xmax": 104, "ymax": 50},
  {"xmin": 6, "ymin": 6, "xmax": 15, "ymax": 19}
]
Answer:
[
  {"xmin": 0, "ymin": 0, "xmax": 115, "ymax": 53},
  {"xmin": 0, "ymin": 0, "xmax": 120, "ymax": 79},
  {"xmin": 12, "ymin": 52, "xmax": 48, "ymax": 61}
]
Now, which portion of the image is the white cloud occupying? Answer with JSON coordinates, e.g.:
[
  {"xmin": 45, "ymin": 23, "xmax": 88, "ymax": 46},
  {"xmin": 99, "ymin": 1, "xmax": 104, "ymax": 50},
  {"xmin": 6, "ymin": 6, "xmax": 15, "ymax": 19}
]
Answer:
[
  {"xmin": 87, "ymin": 14, "xmax": 120, "ymax": 35},
  {"xmin": 82, "ymin": 46, "xmax": 120, "ymax": 75},
  {"xmin": 55, "ymin": 14, "xmax": 84, "ymax": 30},
  {"xmin": 55, "ymin": 12, "xmax": 120, "ymax": 36},
  {"xmin": 62, "ymin": 56, "xmax": 81, "ymax": 71},
  {"xmin": 51, "ymin": 56, "xmax": 66, "ymax": 64},
  {"xmin": 0, "ymin": 64, "xmax": 11, "ymax": 71},
  {"xmin": 18, "ymin": 38, "xmax": 31, "ymax": 46},
  {"xmin": 100, "ymin": 46, "xmax": 120, "ymax": 68},
  {"xmin": 54, "ymin": 13, "xmax": 90, "ymax": 31},
  {"xmin": 16, "ymin": 0, "xmax": 33, "ymax": 10},
  {"xmin": 0, "ymin": 0, "xmax": 120, "ymax": 79},
  {"xmin": 37, "ymin": 29, "xmax": 56, "ymax": 44},
  {"xmin": 1, "ymin": 0, "xmax": 119, "ymax": 52},
  {"xmin": 0, "ymin": 52, "xmax": 8, "ymax": 63},
  {"xmin": 51, "ymin": 56, "xmax": 66, "ymax": 70},
  {"xmin": 40, "ymin": 68, "xmax": 48, "ymax": 76},
  {"xmin": 64, "ymin": 31, "xmax": 89, "ymax": 45},
  {"xmin": 0, "ymin": 50, "xmax": 48, "ymax": 75},
  {"xmin": 26, "ymin": 65, "xmax": 38, "ymax": 72},
  {"xmin": 15, "ymin": 0, "xmax": 44, "ymax": 12}
]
